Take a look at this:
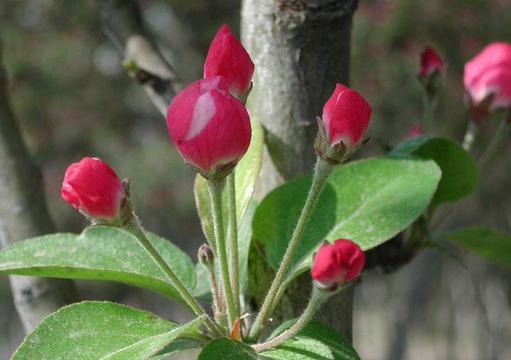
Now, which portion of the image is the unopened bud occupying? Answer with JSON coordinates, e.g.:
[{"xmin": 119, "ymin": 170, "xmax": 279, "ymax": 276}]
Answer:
[{"xmin": 198, "ymin": 243, "xmax": 214, "ymax": 268}]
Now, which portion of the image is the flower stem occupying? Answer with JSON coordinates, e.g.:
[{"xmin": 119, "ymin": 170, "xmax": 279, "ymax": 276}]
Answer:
[
  {"xmin": 226, "ymin": 172, "xmax": 241, "ymax": 315},
  {"xmin": 248, "ymin": 158, "xmax": 333, "ymax": 341},
  {"xmin": 478, "ymin": 111, "xmax": 510, "ymax": 169},
  {"xmin": 252, "ymin": 287, "xmax": 328, "ymax": 352},
  {"xmin": 421, "ymin": 92, "xmax": 432, "ymax": 132},
  {"xmin": 123, "ymin": 219, "xmax": 222, "ymax": 337},
  {"xmin": 206, "ymin": 177, "xmax": 237, "ymax": 328},
  {"xmin": 462, "ymin": 118, "xmax": 478, "ymax": 151}
]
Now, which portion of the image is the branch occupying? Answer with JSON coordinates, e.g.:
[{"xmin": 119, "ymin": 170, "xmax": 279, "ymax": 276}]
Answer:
[
  {"xmin": 0, "ymin": 40, "xmax": 79, "ymax": 333},
  {"xmin": 98, "ymin": 0, "xmax": 181, "ymax": 117}
]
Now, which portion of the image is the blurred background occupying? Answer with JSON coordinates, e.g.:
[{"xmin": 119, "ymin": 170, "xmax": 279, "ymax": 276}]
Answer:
[{"xmin": 0, "ymin": 0, "xmax": 510, "ymax": 359}]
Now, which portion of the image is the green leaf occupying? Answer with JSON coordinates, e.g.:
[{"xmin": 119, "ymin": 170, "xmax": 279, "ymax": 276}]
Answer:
[
  {"xmin": 194, "ymin": 119, "xmax": 264, "ymax": 244},
  {"xmin": 442, "ymin": 226, "xmax": 511, "ymax": 267},
  {"xmin": 261, "ymin": 338, "xmax": 334, "ymax": 359},
  {"xmin": 12, "ymin": 301, "xmax": 200, "ymax": 360},
  {"xmin": 267, "ymin": 320, "xmax": 360, "ymax": 360},
  {"xmin": 0, "ymin": 226, "xmax": 195, "ymax": 304},
  {"xmin": 103, "ymin": 316, "xmax": 206, "ymax": 360},
  {"xmin": 391, "ymin": 137, "xmax": 478, "ymax": 205},
  {"xmin": 253, "ymin": 157, "xmax": 441, "ymax": 273},
  {"xmin": 198, "ymin": 338, "xmax": 257, "ymax": 359},
  {"xmin": 390, "ymin": 134, "xmax": 432, "ymax": 155}
]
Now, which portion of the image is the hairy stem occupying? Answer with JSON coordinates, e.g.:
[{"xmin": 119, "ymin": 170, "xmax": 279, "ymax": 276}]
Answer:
[
  {"xmin": 207, "ymin": 178, "xmax": 237, "ymax": 327},
  {"xmin": 226, "ymin": 172, "xmax": 241, "ymax": 315},
  {"xmin": 252, "ymin": 287, "xmax": 328, "ymax": 352},
  {"xmin": 124, "ymin": 219, "xmax": 221, "ymax": 336},
  {"xmin": 248, "ymin": 158, "xmax": 333, "ymax": 341}
]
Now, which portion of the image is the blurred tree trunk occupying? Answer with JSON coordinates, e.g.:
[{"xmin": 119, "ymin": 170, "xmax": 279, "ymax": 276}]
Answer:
[
  {"xmin": 0, "ymin": 41, "xmax": 79, "ymax": 332},
  {"xmin": 241, "ymin": 0, "xmax": 358, "ymax": 339}
]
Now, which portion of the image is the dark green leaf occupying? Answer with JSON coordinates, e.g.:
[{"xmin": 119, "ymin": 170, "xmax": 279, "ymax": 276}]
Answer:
[
  {"xmin": 267, "ymin": 320, "xmax": 360, "ymax": 360},
  {"xmin": 198, "ymin": 338, "xmax": 257, "ymax": 359},
  {"xmin": 261, "ymin": 338, "xmax": 334, "ymax": 359},
  {"xmin": 0, "ymin": 226, "xmax": 195, "ymax": 304},
  {"xmin": 442, "ymin": 226, "xmax": 511, "ymax": 267},
  {"xmin": 253, "ymin": 157, "xmax": 441, "ymax": 273},
  {"xmin": 391, "ymin": 137, "xmax": 478, "ymax": 205},
  {"xmin": 12, "ymin": 301, "xmax": 197, "ymax": 360}
]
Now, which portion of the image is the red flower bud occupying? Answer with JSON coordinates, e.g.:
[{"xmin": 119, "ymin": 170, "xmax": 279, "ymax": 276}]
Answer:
[
  {"xmin": 408, "ymin": 125, "xmax": 422, "ymax": 138},
  {"xmin": 203, "ymin": 24, "xmax": 254, "ymax": 98},
  {"xmin": 321, "ymin": 84, "xmax": 372, "ymax": 150},
  {"xmin": 311, "ymin": 239, "xmax": 365, "ymax": 290},
  {"xmin": 61, "ymin": 157, "xmax": 125, "ymax": 220},
  {"xmin": 166, "ymin": 76, "xmax": 251, "ymax": 178},
  {"xmin": 418, "ymin": 46, "xmax": 444, "ymax": 78},
  {"xmin": 464, "ymin": 42, "xmax": 511, "ymax": 116}
]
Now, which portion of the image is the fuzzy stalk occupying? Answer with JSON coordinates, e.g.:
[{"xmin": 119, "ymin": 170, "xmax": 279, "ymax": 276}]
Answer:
[
  {"xmin": 226, "ymin": 172, "xmax": 241, "ymax": 315},
  {"xmin": 206, "ymin": 177, "xmax": 237, "ymax": 327},
  {"xmin": 248, "ymin": 158, "xmax": 333, "ymax": 341},
  {"xmin": 124, "ymin": 219, "xmax": 221, "ymax": 336}
]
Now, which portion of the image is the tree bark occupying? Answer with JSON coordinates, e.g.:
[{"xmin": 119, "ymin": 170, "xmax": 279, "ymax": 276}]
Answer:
[
  {"xmin": 241, "ymin": 0, "xmax": 358, "ymax": 339},
  {"xmin": 0, "ymin": 41, "xmax": 79, "ymax": 332}
]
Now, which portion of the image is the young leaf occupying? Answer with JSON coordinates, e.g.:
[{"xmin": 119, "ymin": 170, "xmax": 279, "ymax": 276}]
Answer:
[
  {"xmin": 0, "ymin": 226, "xmax": 195, "ymax": 304},
  {"xmin": 442, "ymin": 226, "xmax": 511, "ymax": 267},
  {"xmin": 261, "ymin": 338, "xmax": 334, "ymax": 359},
  {"xmin": 391, "ymin": 137, "xmax": 478, "ymax": 205},
  {"xmin": 198, "ymin": 338, "xmax": 257, "ymax": 359},
  {"xmin": 12, "ymin": 301, "xmax": 201, "ymax": 360},
  {"xmin": 253, "ymin": 157, "xmax": 441, "ymax": 273},
  {"xmin": 268, "ymin": 320, "xmax": 360, "ymax": 360},
  {"xmin": 194, "ymin": 119, "xmax": 264, "ymax": 244}
]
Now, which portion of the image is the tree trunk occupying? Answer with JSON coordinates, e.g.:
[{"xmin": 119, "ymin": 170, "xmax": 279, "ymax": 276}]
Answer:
[
  {"xmin": 241, "ymin": 0, "xmax": 358, "ymax": 339},
  {"xmin": 0, "ymin": 41, "xmax": 79, "ymax": 332}
]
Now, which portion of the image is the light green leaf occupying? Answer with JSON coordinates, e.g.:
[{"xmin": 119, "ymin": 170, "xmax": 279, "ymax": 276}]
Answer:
[
  {"xmin": 268, "ymin": 320, "xmax": 360, "ymax": 360},
  {"xmin": 391, "ymin": 137, "xmax": 478, "ymax": 205},
  {"xmin": 0, "ymin": 226, "xmax": 195, "ymax": 304},
  {"xmin": 194, "ymin": 119, "xmax": 264, "ymax": 244},
  {"xmin": 198, "ymin": 338, "xmax": 257, "ymax": 359},
  {"xmin": 442, "ymin": 226, "xmax": 511, "ymax": 267},
  {"xmin": 253, "ymin": 157, "xmax": 441, "ymax": 272},
  {"xmin": 12, "ymin": 301, "xmax": 192, "ymax": 360},
  {"xmin": 261, "ymin": 338, "xmax": 334, "ymax": 359},
  {"xmin": 103, "ymin": 315, "xmax": 206, "ymax": 360}
]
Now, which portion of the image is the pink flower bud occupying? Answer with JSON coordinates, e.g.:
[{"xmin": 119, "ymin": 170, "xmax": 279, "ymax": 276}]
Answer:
[
  {"xmin": 464, "ymin": 42, "xmax": 511, "ymax": 116},
  {"xmin": 321, "ymin": 84, "xmax": 372, "ymax": 150},
  {"xmin": 311, "ymin": 239, "xmax": 365, "ymax": 290},
  {"xmin": 166, "ymin": 76, "xmax": 251, "ymax": 178},
  {"xmin": 203, "ymin": 24, "xmax": 254, "ymax": 98},
  {"xmin": 61, "ymin": 157, "xmax": 125, "ymax": 220},
  {"xmin": 418, "ymin": 46, "xmax": 444, "ymax": 78},
  {"xmin": 408, "ymin": 125, "xmax": 422, "ymax": 138}
]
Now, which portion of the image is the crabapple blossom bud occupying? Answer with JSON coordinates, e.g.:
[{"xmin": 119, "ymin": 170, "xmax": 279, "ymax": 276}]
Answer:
[
  {"xmin": 418, "ymin": 46, "xmax": 444, "ymax": 96},
  {"xmin": 418, "ymin": 46, "xmax": 444, "ymax": 79},
  {"xmin": 61, "ymin": 157, "xmax": 125, "ymax": 220},
  {"xmin": 311, "ymin": 239, "xmax": 365, "ymax": 291},
  {"xmin": 166, "ymin": 76, "xmax": 251, "ymax": 179},
  {"xmin": 203, "ymin": 24, "xmax": 254, "ymax": 98},
  {"xmin": 464, "ymin": 41, "xmax": 511, "ymax": 119},
  {"xmin": 198, "ymin": 243, "xmax": 214, "ymax": 268},
  {"xmin": 315, "ymin": 84, "xmax": 372, "ymax": 163}
]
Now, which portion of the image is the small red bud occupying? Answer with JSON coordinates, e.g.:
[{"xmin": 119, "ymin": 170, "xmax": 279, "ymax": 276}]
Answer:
[
  {"xmin": 311, "ymin": 239, "xmax": 365, "ymax": 290},
  {"xmin": 166, "ymin": 76, "xmax": 251, "ymax": 178},
  {"xmin": 464, "ymin": 41, "xmax": 511, "ymax": 118},
  {"xmin": 408, "ymin": 125, "xmax": 422, "ymax": 138},
  {"xmin": 316, "ymin": 84, "xmax": 372, "ymax": 163},
  {"xmin": 418, "ymin": 46, "xmax": 444, "ymax": 79},
  {"xmin": 61, "ymin": 157, "xmax": 125, "ymax": 220},
  {"xmin": 203, "ymin": 24, "xmax": 254, "ymax": 99}
]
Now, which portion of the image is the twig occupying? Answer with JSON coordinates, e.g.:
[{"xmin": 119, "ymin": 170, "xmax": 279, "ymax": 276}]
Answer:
[{"xmin": 98, "ymin": 0, "xmax": 182, "ymax": 117}]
